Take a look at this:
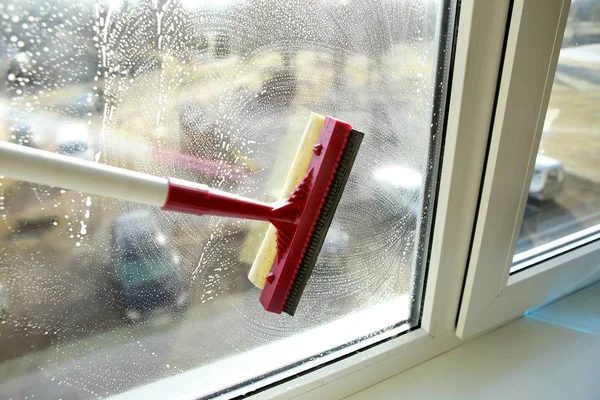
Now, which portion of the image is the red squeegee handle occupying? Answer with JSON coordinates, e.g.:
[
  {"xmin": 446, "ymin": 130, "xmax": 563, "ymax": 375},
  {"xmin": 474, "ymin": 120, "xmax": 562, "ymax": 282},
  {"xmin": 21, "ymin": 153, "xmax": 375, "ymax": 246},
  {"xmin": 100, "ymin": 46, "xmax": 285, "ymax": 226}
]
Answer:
[{"xmin": 162, "ymin": 177, "xmax": 297, "ymax": 224}]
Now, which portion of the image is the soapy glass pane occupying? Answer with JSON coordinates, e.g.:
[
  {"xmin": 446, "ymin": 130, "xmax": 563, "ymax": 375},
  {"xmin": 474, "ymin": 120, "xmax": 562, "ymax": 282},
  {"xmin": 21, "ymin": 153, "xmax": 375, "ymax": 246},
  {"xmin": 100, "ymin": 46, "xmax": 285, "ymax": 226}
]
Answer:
[
  {"xmin": 0, "ymin": 0, "xmax": 450, "ymax": 397},
  {"xmin": 512, "ymin": 1, "xmax": 600, "ymax": 270}
]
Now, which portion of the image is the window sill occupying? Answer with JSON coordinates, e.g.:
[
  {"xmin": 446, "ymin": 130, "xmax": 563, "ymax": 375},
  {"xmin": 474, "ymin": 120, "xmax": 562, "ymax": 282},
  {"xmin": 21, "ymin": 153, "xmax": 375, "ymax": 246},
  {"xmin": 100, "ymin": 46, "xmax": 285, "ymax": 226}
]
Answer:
[{"xmin": 346, "ymin": 281, "xmax": 600, "ymax": 400}]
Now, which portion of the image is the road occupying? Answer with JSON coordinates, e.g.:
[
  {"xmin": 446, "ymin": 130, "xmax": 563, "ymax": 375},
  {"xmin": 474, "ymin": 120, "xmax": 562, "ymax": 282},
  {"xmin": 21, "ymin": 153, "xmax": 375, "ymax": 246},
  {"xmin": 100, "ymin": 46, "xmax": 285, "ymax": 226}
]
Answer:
[
  {"xmin": 0, "ymin": 233, "xmax": 415, "ymax": 400},
  {"xmin": 0, "ymin": 292, "xmax": 273, "ymax": 399}
]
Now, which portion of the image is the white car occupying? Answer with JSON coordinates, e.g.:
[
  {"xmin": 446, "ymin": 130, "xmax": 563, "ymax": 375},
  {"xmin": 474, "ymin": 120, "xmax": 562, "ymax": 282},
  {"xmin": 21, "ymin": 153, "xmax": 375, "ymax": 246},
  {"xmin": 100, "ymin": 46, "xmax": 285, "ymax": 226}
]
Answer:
[
  {"xmin": 56, "ymin": 122, "xmax": 96, "ymax": 161},
  {"xmin": 529, "ymin": 154, "xmax": 565, "ymax": 201}
]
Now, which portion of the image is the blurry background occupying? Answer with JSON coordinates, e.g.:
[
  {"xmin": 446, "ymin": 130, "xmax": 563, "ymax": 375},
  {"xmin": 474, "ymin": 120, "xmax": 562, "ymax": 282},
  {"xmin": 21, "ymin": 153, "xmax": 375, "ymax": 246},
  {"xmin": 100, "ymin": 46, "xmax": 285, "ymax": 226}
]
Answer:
[{"xmin": 0, "ymin": 0, "xmax": 444, "ymax": 398}]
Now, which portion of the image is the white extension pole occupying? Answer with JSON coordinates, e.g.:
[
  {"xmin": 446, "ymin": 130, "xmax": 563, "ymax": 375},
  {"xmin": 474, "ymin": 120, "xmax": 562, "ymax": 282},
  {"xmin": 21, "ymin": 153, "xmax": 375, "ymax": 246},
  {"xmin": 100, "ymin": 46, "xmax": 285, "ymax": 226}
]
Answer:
[{"xmin": 0, "ymin": 141, "xmax": 169, "ymax": 207}]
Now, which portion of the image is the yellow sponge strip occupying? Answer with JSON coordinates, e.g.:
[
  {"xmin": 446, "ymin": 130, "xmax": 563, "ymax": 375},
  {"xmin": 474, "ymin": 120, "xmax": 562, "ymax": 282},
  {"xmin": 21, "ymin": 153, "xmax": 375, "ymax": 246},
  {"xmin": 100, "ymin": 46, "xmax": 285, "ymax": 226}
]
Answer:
[
  {"xmin": 247, "ymin": 113, "xmax": 325, "ymax": 289},
  {"xmin": 238, "ymin": 113, "xmax": 313, "ymax": 266}
]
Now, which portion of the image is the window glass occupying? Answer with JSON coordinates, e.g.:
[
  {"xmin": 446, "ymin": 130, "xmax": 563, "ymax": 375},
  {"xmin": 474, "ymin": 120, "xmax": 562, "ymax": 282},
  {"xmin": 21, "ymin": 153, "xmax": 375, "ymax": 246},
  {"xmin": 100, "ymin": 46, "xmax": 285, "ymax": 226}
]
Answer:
[
  {"xmin": 0, "ymin": 0, "xmax": 452, "ymax": 398},
  {"xmin": 513, "ymin": 0, "xmax": 600, "ymax": 270}
]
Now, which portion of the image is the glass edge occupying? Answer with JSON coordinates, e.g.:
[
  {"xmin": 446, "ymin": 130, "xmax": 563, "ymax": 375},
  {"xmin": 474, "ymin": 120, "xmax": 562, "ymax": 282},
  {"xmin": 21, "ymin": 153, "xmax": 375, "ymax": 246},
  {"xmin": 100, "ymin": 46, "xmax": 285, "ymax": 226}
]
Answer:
[
  {"xmin": 223, "ymin": 320, "xmax": 415, "ymax": 400},
  {"xmin": 411, "ymin": 0, "xmax": 460, "ymax": 327},
  {"xmin": 511, "ymin": 224, "xmax": 600, "ymax": 274}
]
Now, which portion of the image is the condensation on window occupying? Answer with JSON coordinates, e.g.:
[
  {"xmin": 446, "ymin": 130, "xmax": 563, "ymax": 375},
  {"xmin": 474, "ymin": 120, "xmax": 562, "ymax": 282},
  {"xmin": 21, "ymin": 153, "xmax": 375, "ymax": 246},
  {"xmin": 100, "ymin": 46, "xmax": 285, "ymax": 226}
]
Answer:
[{"xmin": 0, "ymin": 0, "xmax": 443, "ymax": 398}]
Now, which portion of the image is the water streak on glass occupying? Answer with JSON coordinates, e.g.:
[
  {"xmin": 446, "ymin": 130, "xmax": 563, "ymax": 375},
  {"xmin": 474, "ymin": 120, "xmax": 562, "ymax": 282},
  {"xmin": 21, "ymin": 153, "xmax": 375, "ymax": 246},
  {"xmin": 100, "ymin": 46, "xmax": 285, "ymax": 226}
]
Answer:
[{"xmin": 0, "ymin": 0, "xmax": 446, "ymax": 397}]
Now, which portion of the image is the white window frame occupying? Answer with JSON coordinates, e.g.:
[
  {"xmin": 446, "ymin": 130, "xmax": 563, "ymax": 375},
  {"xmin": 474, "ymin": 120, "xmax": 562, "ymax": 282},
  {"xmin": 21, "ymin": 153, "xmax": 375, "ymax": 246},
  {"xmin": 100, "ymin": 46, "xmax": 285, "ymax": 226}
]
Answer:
[{"xmin": 457, "ymin": 0, "xmax": 600, "ymax": 339}]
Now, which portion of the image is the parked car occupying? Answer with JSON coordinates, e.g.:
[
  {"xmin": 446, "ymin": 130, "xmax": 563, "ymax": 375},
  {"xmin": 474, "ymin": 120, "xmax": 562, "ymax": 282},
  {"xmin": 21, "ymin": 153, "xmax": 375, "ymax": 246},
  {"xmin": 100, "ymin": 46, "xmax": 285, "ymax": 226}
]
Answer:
[
  {"xmin": 529, "ymin": 154, "xmax": 565, "ymax": 201},
  {"xmin": 56, "ymin": 122, "xmax": 96, "ymax": 161},
  {"xmin": 112, "ymin": 210, "xmax": 188, "ymax": 322},
  {"xmin": 0, "ymin": 283, "xmax": 8, "ymax": 319}
]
